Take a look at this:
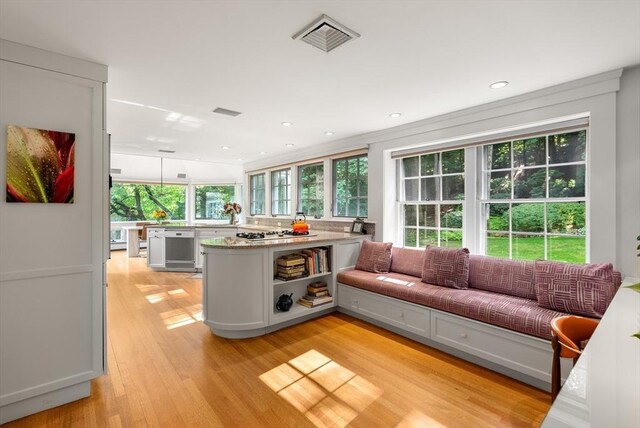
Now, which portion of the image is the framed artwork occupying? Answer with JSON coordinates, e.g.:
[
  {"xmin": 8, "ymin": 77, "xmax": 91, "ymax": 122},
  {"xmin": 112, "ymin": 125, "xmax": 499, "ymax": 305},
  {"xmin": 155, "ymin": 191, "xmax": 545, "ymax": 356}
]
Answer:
[
  {"xmin": 6, "ymin": 125, "xmax": 75, "ymax": 203},
  {"xmin": 351, "ymin": 217, "xmax": 365, "ymax": 233}
]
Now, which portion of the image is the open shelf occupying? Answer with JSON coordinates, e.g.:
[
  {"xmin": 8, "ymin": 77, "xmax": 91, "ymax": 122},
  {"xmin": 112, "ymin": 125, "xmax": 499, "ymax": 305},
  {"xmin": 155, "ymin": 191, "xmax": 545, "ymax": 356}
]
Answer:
[
  {"xmin": 272, "ymin": 271, "xmax": 332, "ymax": 286},
  {"xmin": 271, "ymin": 301, "xmax": 336, "ymax": 324}
]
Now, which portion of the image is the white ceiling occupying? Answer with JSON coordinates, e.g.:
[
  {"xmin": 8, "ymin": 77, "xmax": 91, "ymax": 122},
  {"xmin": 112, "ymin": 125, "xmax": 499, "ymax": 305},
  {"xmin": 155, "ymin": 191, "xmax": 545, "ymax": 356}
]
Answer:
[{"xmin": 1, "ymin": 0, "xmax": 639, "ymax": 165}]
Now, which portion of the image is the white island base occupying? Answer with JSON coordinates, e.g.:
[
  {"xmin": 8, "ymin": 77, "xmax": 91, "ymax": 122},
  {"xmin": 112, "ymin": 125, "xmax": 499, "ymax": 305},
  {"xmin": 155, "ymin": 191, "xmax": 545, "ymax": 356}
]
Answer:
[{"xmin": 201, "ymin": 233, "xmax": 367, "ymax": 338}]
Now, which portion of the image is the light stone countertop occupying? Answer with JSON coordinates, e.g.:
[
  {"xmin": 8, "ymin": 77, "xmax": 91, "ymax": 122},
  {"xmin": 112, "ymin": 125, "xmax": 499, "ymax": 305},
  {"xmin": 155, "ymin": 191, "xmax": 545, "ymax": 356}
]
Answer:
[{"xmin": 201, "ymin": 231, "xmax": 368, "ymax": 249}]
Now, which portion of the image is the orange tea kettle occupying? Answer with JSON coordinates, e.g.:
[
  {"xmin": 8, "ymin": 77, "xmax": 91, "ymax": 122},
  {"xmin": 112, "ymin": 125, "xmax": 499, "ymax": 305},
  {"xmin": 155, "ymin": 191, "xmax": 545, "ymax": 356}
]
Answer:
[{"xmin": 292, "ymin": 212, "xmax": 309, "ymax": 234}]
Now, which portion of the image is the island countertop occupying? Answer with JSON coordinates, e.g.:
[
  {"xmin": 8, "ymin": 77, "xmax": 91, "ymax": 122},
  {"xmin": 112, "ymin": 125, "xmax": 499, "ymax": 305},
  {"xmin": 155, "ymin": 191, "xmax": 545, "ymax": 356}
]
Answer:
[{"xmin": 201, "ymin": 231, "xmax": 367, "ymax": 249}]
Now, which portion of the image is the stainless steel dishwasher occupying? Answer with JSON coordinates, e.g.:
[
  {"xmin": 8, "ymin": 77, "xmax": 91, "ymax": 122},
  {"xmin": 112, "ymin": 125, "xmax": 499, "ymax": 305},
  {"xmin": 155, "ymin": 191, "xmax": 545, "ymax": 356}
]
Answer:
[{"xmin": 164, "ymin": 229, "xmax": 195, "ymax": 270}]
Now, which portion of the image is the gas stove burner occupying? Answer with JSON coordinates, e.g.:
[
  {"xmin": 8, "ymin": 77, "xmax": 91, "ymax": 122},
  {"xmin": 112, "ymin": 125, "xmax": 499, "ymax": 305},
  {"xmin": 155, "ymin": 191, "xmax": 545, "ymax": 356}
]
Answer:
[
  {"xmin": 236, "ymin": 232, "xmax": 265, "ymax": 240},
  {"xmin": 283, "ymin": 230, "xmax": 309, "ymax": 236},
  {"xmin": 264, "ymin": 231, "xmax": 279, "ymax": 236}
]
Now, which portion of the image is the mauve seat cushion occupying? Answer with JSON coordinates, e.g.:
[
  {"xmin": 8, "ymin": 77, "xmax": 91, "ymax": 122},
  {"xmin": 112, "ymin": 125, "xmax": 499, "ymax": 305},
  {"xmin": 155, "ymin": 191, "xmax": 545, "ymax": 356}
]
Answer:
[
  {"xmin": 338, "ymin": 270, "xmax": 567, "ymax": 340},
  {"xmin": 468, "ymin": 255, "xmax": 537, "ymax": 300},
  {"xmin": 390, "ymin": 247, "xmax": 424, "ymax": 277}
]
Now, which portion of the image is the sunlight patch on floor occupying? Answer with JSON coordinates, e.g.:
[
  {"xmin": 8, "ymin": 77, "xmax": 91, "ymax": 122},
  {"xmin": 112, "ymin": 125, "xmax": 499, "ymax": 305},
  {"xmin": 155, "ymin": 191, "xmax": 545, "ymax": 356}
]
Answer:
[
  {"xmin": 260, "ymin": 350, "xmax": 383, "ymax": 428},
  {"xmin": 395, "ymin": 409, "xmax": 447, "ymax": 428}
]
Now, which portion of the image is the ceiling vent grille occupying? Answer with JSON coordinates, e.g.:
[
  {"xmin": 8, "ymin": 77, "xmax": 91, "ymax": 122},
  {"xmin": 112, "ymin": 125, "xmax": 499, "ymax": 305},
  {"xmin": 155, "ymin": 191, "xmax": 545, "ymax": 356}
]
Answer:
[
  {"xmin": 213, "ymin": 107, "xmax": 242, "ymax": 117},
  {"xmin": 292, "ymin": 14, "xmax": 360, "ymax": 52},
  {"xmin": 177, "ymin": 173, "xmax": 187, "ymax": 179}
]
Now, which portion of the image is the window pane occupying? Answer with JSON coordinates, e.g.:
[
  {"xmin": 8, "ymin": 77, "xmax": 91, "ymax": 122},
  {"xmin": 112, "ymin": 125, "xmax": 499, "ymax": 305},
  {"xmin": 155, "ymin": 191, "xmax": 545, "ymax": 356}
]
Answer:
[
  {"xmin": 405, "ymin": 178, "xmax": 419, "ymax": 201},
  {"xmin": 511, "ymin": 203, "xmax": 544, "ymax": 233},
  {"xmin": 419, "ymin": 229, "xmax": 437, "ymax": 247},
  {"xmin": 347, "ymin": 199, "xmax": 358, "ymax": 217},
  {"xmin": 420, "ymin": 153, "xmax": 438, "ymax": 176},
  {"xmin": 420, "ymin": 177, "xmax": 439, "ymax": 201},
  {"xmin": 513, "ymin": 167, "xmax": 546, "ymax": 199},
  {"xmin": 404, "ymin": 228, "xmax": 417, "ymax": 247},
  {"xmin": 546, "ymin": 202, "xmax": 586, "ymax": 234},
  {"xmin": 513, "ymin": 137, "xmax": 545, "ymax": 167},
  {"xmin": 487, "ymin": 232, "xmax": 510, "ymax": 258},
  {"xmin": 442, "ymin": 175, "xmax": 464, "ymax": 200},
  {"xmin": 404, "ymin": 204, "xmax": 417, "ymax": 226},
  {"xmin": 359, "ymin": 198, "xmax": 368, "ymax": 217},
  {"xmin": 548, "ymin": 165, "xmax": 585, "ymax": 198},
  {"xmin": 440, "ymin": 204, "xmax": 463, "ymax": 229},
  {"xmin": 549, "ymin": 130, "xmax": 586, "ymax": 164},
  {"xmin": 513, "ymin": 235, "xmax": 545, "ymax": 261},
  {"xmin": 548, "ymin": 236, "xmax": 586, "ymax": 263},
  {"xmin": 441, "ymin": 230, "xmax": 462, "ymax": 248},
  {"xmin": 486, "ymin": 142, "xmax": 511, "ymax": 170},
  {"xmin": 194, "ymin": 185, "xmax": 235, "ymax": 219},
  {"xmin": 333, "ymin": 155, "xmax": 367, "ymax": 217},
  {"xmin": 486, "ymin": 203, "xmax": 509, "ymax": 231},
  {"xmin": 418, "ymin": 205, "xmax": 436, "ymax": 227},
  {"xmin": 403, "ymin": 157, "xmax": 419, "ymax": 177},
  {"xmin": 110, "ymin": 183, "xmax": 186, "ymax": 221},
  {"xmin": 358, "ymin": 175, "xmax": 368, "ymax": 197},
  {"xmin": 441, "ymin": 149, "xmax": 464, "ymax": 174},
  {"xmin": 489, "ymin": 171, "xmax": 511, "ymax": 199}
]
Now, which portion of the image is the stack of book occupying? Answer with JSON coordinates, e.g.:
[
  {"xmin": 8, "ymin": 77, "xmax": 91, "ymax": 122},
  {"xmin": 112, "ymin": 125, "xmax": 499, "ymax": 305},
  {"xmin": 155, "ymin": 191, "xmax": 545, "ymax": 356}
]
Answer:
[
  {"xmin": 297, "ymin": 281, "xmax": 333, "ymax": 308},
  {"xmin": 275, "ymin": 254, "xmax": 308, "ymax": 281},
  {"xmin": 300, "ymin": 247, "xmax": 330, "ymax": 275}
]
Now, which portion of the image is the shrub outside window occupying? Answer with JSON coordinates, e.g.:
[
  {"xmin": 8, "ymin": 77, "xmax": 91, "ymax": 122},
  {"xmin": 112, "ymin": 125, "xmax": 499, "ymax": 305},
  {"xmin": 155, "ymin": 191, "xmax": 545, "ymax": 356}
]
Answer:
[
  {"xmin": 298, "ymin": 162, "xmax": 324, "ymax": 217},
  {"xmin": 400, "ymin": 149, "xmax": 464, "ymax": 248},
  {"xmin": 271, "ymin": 168, "xmax": 291, "ymax": 216},
  {"xmin": 250, "ymin": 173, "xmax": 265, "ymax": 215},
  {"xmin": 194, "ymin": 185, "xmax": 235, "ymax": 220},
  {"xmin": 110, "ymin": 182, "xmax": 186, "ymax": 221},
  {"xmin": 483, "ymin": 130, "xmax": 587, "ymax": 263},
  {"xmin": 333, "ymin": 155, "xmax": 368, "ymax": 217}
]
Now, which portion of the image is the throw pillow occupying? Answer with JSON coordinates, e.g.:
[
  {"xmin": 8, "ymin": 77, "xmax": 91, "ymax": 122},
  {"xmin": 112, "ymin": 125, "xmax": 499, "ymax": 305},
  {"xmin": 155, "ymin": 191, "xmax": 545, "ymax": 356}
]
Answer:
[
  {"xmin": 421, "ymin": 246, "xmax": 470, "ymax": 289},
  {"xmin": 534, "ymin": 260, "xmax": 617, "ymax": 318},
  {"xmin": 355, "ymin": 241, "xmax": 393, "ymax": 273}
]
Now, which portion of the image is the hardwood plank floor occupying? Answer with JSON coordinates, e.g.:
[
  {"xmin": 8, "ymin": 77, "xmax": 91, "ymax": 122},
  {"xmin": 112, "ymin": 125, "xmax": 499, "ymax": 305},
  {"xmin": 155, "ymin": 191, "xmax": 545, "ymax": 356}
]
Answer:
[{"xmin": 4, "ymin": 251, "xmax": 550, "ymax": 427}]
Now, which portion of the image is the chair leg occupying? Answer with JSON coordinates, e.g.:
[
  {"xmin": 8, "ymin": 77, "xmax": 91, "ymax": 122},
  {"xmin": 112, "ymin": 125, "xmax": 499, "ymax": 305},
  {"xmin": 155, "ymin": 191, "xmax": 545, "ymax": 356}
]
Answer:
[{"xmin": 551, "ymin": 335, "xmax": 561, "ymax": 402}]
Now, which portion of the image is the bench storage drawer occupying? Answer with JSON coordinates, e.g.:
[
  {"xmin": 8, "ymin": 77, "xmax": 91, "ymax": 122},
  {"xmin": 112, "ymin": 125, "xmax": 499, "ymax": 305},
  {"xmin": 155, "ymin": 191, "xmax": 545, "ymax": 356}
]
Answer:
[
  {"xmin": 430, "ymin": 310, "xmax": 553, "ymax": 382},
  {"xmin": 339, "ymin": 284, "xmax": 429, "ymax": 336}
]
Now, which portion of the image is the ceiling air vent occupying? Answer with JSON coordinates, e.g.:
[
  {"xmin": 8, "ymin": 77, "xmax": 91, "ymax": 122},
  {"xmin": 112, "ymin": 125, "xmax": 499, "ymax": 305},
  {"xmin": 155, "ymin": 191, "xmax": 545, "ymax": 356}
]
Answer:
[
  {"xmin": 213, "ymin": 107, "xmax": 242, "ymax": 117},
  {"xmin": 292, "ymin": 14, "xmax": 360, "ymax": 53},
  {"xmin": 177, "ymin": 173, "xmax": 187, "ymax": 179}
]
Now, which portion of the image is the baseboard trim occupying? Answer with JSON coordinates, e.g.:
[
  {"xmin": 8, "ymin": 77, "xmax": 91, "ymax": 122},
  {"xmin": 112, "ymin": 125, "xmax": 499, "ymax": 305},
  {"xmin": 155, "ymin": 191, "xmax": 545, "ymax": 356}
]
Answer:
[
  {"xmin": 0, "ymin": 370, "xmax": 96, "ymax": 406},
  {"xmin": 0, "ymin": 381, "xmax": 90, "ymax": 424}
]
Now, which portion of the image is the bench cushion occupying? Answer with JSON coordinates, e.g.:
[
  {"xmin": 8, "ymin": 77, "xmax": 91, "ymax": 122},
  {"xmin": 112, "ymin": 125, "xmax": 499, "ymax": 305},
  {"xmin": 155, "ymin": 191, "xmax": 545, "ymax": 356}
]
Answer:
[
  {"xmin": 355, "ymin": 241, "xmax": 393, "ymax": 273},
  {"xmin": 338, "ymin": 270, "xmax": 567, "ymax": 339},
  {"xmin": 421, "ymin": 246, "xmax": 470, "ymax": 289},
  {"xmin": 468, "ymin": 255, "xmax": 536, "ymax": 300},
  {"xmin": 390, "ymin": 247, "xmax": 424, "ymax": 277}
]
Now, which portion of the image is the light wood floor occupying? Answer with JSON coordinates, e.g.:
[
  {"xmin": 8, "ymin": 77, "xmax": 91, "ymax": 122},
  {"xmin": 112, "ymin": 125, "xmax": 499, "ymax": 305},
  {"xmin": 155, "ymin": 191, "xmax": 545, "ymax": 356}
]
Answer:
[{"xmin": 5, "ymin": 251, "xmax": 550, "ymax": 427}]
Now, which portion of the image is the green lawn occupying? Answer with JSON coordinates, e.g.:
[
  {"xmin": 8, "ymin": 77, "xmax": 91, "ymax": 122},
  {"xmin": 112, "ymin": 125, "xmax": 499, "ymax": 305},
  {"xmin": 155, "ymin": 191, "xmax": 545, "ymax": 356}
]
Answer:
[{"xmin": 487, "ymin": 236, "xmax": 585, "ymax": 263}]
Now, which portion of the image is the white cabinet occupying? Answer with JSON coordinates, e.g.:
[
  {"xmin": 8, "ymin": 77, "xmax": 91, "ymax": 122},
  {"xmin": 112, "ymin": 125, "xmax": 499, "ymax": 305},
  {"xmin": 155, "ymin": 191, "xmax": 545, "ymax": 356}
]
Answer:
[
  {"xmin": 147, "ymin": 228, "xmax": 165, "ymax": 268},
  {"xmin": 195, "ymin": 227, "xmax": 237, "ymax": 269}
]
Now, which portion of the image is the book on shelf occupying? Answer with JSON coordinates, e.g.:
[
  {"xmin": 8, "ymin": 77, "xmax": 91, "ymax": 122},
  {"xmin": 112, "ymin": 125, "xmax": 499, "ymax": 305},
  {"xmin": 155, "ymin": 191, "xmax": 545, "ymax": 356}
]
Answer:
[
  {"xmin": 299, "ymin": 248, "xmax": 330, "ymax": 275},
  {"xmin": 275, "ymin": 272, "xmax": 309, "ymax": 281},
  {"xmin": 297, "ymin": 294, "xmax": 333, "ymax": 308},
  {"xmin": 277, "ymin": 266, "xmax": 306, "ymax": 275},
  {"xmin": 276, "ymin": 254, "xmax": 306, "ymax": 267},
  {"xmin": 307, "ymin": 281, "xmax": 328, "ymax": 293},
  {"xmin": 307, "ymin": 290, "xmax": 329, "ymax": 297}
]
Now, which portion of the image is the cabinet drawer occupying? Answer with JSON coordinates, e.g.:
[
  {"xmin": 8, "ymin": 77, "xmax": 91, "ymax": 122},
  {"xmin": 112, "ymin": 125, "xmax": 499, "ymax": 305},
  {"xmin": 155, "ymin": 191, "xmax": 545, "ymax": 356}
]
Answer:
[
  {"xmin": 430, "ymin": 311, "xmax": 552, "ymax": 382},
  {"xmin": 198, "ymin": 228, "xmax": 237, "ymax": 238},
  {"xmin": 339, "ymin": 285, "xmax": 428, "ymax": 336},
  {"xmin": 165, "ymin": 230, "xmax": 195, "ymax": 238}
]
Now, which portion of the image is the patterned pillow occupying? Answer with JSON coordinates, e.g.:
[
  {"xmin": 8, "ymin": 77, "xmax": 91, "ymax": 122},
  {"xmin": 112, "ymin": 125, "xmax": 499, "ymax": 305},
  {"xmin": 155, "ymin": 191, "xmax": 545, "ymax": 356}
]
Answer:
[
  {"xmin": 355, "ymin": 241, "xmax": 393, "ymax": 273},
  {"xmin": 421, "ymin": 246, "xmax": 470, "ymax": 289},
  {"xmin": 534, "ymin": 260, "xmax": 618, "ymax": 318}
]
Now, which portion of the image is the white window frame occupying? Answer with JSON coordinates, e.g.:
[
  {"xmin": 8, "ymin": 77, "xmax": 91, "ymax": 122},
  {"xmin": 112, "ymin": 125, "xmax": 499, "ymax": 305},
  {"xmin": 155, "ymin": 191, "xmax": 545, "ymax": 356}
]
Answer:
[
  {"xmin": 271, "ymin": 168, "xmax": 291, "ymax": 216},
  {"xmin": 249, "ymin": 173, "xmax": 265, "ymax": 216},
  {"xmin": 332, "ymin": 154, "xmax": 368, "ymax": 218},
  {"xmin": 297, "ymin": 162, "xmax": 324, "ymax": 218}
]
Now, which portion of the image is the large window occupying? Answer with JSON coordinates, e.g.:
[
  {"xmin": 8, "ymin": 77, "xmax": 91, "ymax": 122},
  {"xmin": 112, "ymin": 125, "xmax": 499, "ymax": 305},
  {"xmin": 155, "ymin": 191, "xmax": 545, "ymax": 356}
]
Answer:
[
  {"xmin": 483, "ymin": 130, "xmax": 587, "ymax": 262},
  {"xmin": 333, "ymin": 155, "xmax": 368, "ymax": 217},
  {"xmin": 194, "ymin": 185, "xmax": 235, "ymax": 220},
  {"xmin": 298, "ymin": 162, "xmax": 324, "ymax": 217},
  {"xmin": 110, "ymin": 183, "xmax": 186, "ymax": 221},
  {"xmin": 401, "ymin": 149, "xmax": 464, "ymax": 248},
  {"xmin": 250, "ymin": 173, "xmax": 265, "ymax": 215},
  {"xmin": 397, "ymin": 127, "xmax": 588, "ymax": 263},
  {"xmin": 271, "ymin": 168, "xmax": 291, "ymax": 216}
]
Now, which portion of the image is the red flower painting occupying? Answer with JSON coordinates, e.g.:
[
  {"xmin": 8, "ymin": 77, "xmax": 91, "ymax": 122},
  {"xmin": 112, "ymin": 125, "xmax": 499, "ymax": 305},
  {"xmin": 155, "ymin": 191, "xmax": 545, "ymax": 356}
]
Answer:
[{"xmin": 6, "ymin": 125, "xmax": 75, "ymax": 203}]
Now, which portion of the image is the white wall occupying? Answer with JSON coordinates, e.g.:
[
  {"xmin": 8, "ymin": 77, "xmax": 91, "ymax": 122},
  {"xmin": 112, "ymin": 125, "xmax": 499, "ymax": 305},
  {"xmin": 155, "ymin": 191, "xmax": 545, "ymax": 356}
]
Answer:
[
  {"xmin": 616, "ymin": 66, "xmax": 640, "ymax": 277},
  {"xmin": 0, "ymin": 40, "xmax": 107, "ymax": 423}
]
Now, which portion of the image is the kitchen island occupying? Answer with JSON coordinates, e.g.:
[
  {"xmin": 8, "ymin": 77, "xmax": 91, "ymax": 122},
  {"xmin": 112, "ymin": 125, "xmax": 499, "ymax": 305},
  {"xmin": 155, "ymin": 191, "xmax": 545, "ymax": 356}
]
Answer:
[{"xmin": 201, "ymin": 232, "xmax": 369, "ymax": 338}]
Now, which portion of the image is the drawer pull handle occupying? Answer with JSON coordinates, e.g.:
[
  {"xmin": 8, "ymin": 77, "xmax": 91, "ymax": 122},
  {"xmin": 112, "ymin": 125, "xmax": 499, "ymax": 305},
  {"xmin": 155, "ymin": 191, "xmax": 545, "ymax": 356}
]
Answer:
[{"xmin": 460, "ymin": 333, "xmax": 468, "ymax": 339}]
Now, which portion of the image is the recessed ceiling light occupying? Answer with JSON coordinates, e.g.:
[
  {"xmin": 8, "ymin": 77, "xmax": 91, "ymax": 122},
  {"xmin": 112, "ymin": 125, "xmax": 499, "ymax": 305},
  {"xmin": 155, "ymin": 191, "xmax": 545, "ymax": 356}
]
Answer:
[
  {"xmin": 195, "ymin": 158, "xmax": 200, "ymax": 161},
  {"xmin": 281, "ymin": 122, "xmax": 293, "ymax": 127},
  {"xmin": 237, "ymin": 158, "xmax": 243, "ymax": 161},
  {"xmin": 260, "ymin": 151, "xmax": 267, "ymax": 155},
  {"xmin": 221, "ymin": 146, "xmax": 230, "ymax": 150},
  {"xmin": 325, "ymin": 131, "xmax": 334, "ymax": 136},
  {"xmin": 285, "ymin": 143, "xmax": 295, "ymax": 147},
  {"xmin": 489, "ymin": 81, "xmax": 509, "ymax": 89},
  {"xmin": 389, "ymin": 113, "xmax": 402, "ymax": 118}
]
